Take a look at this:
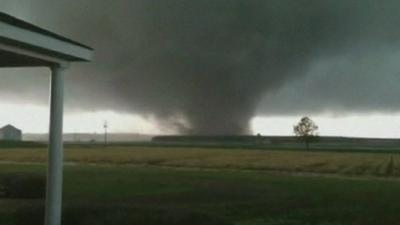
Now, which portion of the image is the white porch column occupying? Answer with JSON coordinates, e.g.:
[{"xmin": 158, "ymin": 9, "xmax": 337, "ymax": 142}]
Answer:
[{"xmin": 45, "ymin": 64, "xmax": 67, "ymax": 225}]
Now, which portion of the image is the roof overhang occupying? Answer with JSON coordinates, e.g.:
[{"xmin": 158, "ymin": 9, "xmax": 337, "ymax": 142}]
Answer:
[{"xmin": 0, "ymin": 12, "xmax": 93, "ymax": 67}]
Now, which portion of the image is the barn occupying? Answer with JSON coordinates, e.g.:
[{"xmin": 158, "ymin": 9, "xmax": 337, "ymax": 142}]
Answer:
[{"xmin": 0, "ymin": 124, "xmax": 22, "ymax": 141}]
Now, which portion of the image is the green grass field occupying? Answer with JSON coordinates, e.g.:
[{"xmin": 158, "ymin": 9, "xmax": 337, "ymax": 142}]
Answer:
[{"xmin": 1, "ymin": 146, "xmax": 400, "ymax": 224}]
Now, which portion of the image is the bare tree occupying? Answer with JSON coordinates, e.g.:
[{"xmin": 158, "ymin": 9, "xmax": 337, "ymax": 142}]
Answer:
[{"xmin": 294, "ymin": 117, "xmax": 318, "ymax": 150}]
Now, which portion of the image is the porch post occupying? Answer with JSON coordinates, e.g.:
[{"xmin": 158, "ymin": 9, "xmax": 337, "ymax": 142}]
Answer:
[{"xmin": 45, "ymin": 64, "xmax": 67, "ymax": 225}]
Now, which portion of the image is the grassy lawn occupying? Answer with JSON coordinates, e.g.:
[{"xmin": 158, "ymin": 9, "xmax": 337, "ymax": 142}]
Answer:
[
  {"xmin": 1, "ymin": 147, "xmax": 400, "ymax": 224},
  {"xmin": 0, "ymin": 162, "xmax": 399, "ymax": 224}
]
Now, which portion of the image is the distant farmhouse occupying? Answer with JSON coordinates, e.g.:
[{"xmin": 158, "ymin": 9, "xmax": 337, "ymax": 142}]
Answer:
[{"xmin": 0, "ymin": 125, "xmax": 22, "ymax": 141}]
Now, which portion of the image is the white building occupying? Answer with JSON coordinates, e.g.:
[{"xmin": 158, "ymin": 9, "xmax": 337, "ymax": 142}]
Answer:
[{"xmin": 0, "ymin": 124, "xmax": 22, "ymax": 141}]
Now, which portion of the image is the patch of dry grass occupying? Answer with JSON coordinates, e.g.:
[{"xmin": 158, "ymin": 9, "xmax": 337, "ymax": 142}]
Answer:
[{"xmin": 0, "ymin": 146, "xmax": 399, "ymax": 176}]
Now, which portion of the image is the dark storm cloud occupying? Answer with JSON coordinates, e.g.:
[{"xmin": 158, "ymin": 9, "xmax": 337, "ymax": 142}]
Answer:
[
  {"xmin": 1, "ymin": 0, "xmax": 400, "ymax": 134},
  {"xmin": 258, "ymin": 49, "xmax": 400, "ymax": 116}
]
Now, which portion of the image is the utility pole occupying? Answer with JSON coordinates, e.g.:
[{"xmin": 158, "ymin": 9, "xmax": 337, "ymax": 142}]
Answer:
[
  {"xmin": 73, "ymin": 130, "xmax": 77, "ymax": 143},
  {"xmin": 103, "ymin": 120, "xmax": 108, "ymax": 146}
]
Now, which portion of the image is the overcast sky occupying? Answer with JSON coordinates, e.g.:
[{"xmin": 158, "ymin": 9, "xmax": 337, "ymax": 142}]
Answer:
[{"xmin": 1, "ymin": 1, "xmax": 400, "ymax": 137}]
